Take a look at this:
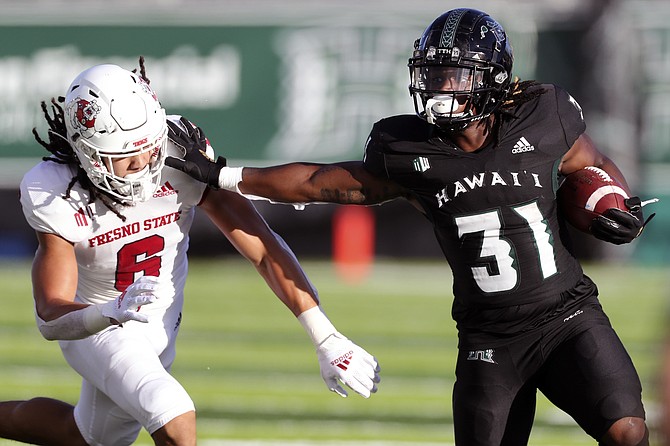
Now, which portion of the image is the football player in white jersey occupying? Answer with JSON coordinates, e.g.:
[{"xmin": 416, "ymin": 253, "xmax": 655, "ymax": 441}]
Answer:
[{"xmin": 0, "ymin": 60, "xmax": 380, "ymax": 446}]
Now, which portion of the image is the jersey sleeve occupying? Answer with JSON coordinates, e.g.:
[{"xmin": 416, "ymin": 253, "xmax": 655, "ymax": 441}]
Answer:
[
  {"xmin": 554, "ymin": 85, "xmax": 586, "ymax": 149},
  {"xmin": 19, "ymin": 162, "xmax": 88, "ymax": 243},
  {"xmin": 362, "ymin": 121, "xmax": 390, "ymax": 178},
  {"xmin": 20, "ymin": 173, "xmax": 59, "ymax": 235}
]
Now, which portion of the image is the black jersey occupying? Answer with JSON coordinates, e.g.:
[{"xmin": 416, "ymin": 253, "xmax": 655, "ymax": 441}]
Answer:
[{"xmin": 363, "ymin": 84, "xmax": 588, "ymax": 335}]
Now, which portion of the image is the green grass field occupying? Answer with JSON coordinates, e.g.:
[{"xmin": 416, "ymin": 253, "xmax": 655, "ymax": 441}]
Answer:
[{"xmin": 0, "ymin": 258, "xmax": 667, "ymax": 445}]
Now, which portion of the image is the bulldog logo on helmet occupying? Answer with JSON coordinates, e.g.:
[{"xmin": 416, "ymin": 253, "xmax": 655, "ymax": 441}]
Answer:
[{"xmin": 66, "ymin": 97, "xmax": 101, "ymax": 139}]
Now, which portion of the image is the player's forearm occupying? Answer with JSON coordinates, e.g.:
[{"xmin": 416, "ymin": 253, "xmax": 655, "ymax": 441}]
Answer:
[
  {"xmin": 595, "ymin": 157, "xmax": 632, "ymax": 194},
  {"xmin": 263, "ymin": 272, "xmax": 320, "ymax": 317},
  {"xmin": 220, "ymin": 163, "xmax": 373, "ymax": 204},
  {"xmin": 34, "ymin": 297, "xmax": 88, "ymax": 322},
  {"xmin": 36, "ymin": 304, "xmax": 114, "ymax": 341},
  {"xmin": 254, "ymin": 234, "xmax": 320, "ymax": 317},
  {"xmin": 238, "ymin": 164, "xmax": 326, "ymax": 203}
]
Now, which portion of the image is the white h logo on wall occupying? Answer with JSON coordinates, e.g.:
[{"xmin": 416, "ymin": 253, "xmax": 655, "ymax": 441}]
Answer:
[{"xmin": 267, "ymin": 27, "xmax": 417, "ymax": 161}]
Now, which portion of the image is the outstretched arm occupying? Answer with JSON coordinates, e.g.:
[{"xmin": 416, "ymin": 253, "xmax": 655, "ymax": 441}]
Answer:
[
  {"xmin": 164, "ymin": 117, "xmax": 404, "ymax": 205},
  {"xmin": 200, "ymin": 189, "xmax": 381, "ymax": 397},
  {"xmin": 200, "ymin": 188, "xmax": 318, "ymax": 315},
  {"xmin": 238, "ymin": 161, "xmax": 404, "ymax": 205}
]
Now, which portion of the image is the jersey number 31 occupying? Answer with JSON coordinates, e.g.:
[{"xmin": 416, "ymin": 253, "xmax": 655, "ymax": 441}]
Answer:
[{"xmin": 455, "ymin": 201, "xmax": 557, "ymax": 293}]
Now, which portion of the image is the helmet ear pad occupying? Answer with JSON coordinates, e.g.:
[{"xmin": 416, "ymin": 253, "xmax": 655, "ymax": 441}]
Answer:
[
  {"xmin": 64, "ymin": 64, "xmax": 167, "ymax": 204},
  {"xmin": 408, "ymin": 8, "xmax": 514, "ymax": 130}
]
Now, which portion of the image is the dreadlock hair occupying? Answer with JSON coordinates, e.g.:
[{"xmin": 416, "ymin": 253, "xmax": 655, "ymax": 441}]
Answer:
[
  {"xmin": 499, "ymin": 78, "xmax": 546, "ymax": 113},
  {"xmin": 481, "ymin": 78, "xmax": 547, "ymax": 147},
  {"xmin": 32, "ymin": 56, "xmax": 153, "ymax": 222}
]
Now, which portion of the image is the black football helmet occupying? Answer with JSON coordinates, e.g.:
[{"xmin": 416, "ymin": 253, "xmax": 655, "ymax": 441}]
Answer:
[{"xmin": 408, "ymin": 8, "xmax": 514, "ymax": 131}]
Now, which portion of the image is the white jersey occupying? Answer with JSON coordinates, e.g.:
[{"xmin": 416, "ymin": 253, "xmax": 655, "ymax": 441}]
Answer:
[
  {"xmin": 20, "ymin": 115, "xmax": 211, "ymax": 443},
  {"xmin": 19, "ymin": 118, "xmax": 208, "ymax": 315}
]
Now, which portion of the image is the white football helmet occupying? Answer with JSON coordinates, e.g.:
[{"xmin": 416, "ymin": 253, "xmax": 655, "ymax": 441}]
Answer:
[{"xmin": 64, "ymin": 64, "xmax": 167, "ymax": 204}]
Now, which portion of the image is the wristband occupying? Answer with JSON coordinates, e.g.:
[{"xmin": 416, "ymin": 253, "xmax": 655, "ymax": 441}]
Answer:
[
  {"xmin": 83, "ymin": 304, "xmax": 115, "ymax": 333},
  {"xmin": 298, "ymin": 306, "xmax": 338, "ymax": 347},
  {"xmin": 218, "ymin": 166, "xmax": 244, "ymax": 192}
]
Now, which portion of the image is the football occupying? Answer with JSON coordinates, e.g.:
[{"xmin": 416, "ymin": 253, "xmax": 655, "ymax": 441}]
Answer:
[{"xmin": 557, "ymin": 166, "xmax": 629, "ymax": 233}]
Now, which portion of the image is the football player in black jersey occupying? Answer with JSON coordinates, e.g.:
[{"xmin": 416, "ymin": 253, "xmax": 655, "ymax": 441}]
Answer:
[{"xmin": 167, "ymin": 8, "xmax": 650, "ymax": 446}]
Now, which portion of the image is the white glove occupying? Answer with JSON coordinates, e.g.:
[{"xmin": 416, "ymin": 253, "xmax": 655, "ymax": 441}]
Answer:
[
  {"xmin": 101, "ymin": 276, "xmax": 159, "ymax": 324},
  {"xmin": 316, "ymin": 333, "xmax": 381, "ymax": 398}
]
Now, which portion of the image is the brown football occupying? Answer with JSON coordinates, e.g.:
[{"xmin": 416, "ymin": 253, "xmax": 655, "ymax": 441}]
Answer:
[{"xmin": 557, "ymin": 166, "xmax": 628, "ymax": 233}]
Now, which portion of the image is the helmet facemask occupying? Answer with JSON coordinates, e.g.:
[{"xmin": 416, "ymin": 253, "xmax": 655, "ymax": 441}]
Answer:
[
  {"xmin": 64, "ymin": 64, "xmax": 168, "ymax": 205},
  {"xmin": 72, "ymin": 125, "xmax": 167, "ymax": 204},
  {"xmin": 410, "ymin": 62, "xmax": 491, "ymax": 129}
]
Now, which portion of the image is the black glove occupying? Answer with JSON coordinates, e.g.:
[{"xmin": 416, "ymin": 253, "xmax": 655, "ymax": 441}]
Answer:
[
  {"xmin": 590, "ymin": 196, "xmax": 655, "ymax": 245},
  {"xmin": 165, "ymin": 117, "xmax": 226, "ymax": 189}
]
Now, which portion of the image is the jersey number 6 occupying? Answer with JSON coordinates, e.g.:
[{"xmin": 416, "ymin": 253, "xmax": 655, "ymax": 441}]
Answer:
[{"xmin": 115, "ymin": 235, "xmax": 165, "ymax": 291}]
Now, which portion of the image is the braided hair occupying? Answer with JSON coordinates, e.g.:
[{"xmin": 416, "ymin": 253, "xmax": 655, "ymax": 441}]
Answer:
[
  {"xmin": 487, "ymin": 78, "xmax": 547, "ymax": 146},
  {"xmin": 500, "ymin": 79, "xmax": 546, "ymax": 113},
  {"xmin": 32, "ymin": 57, "xmax": 153, "ymax": 222}
]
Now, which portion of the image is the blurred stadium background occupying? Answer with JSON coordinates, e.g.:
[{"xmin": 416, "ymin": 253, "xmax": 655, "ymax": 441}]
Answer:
[{"xmin": 0, "ymin": 0, "xmax": 669, "ymax": 444}]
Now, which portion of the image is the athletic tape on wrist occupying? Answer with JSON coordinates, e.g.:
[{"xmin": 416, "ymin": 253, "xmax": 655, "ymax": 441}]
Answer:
[
  {"xmin": 297, "ymin": 306, "xmax": 338, "ymax": 346},
  {"xmin": 83, "ymin": 304, "xmax": 114, "ymax": 333},
  {"xmin": 218, "ymin": 166, "xmax": 244, "ymax": 192}
]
